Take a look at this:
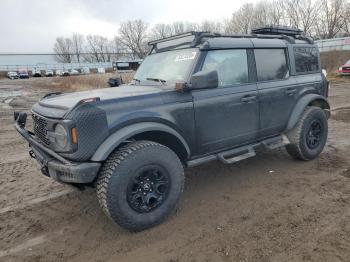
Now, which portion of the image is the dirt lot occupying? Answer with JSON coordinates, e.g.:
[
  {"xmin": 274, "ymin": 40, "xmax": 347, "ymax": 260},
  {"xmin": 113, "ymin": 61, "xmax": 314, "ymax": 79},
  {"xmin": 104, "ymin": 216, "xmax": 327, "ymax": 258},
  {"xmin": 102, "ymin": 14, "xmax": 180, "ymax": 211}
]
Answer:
[{"xmin": 0, "ymin": 76, "xmax": 350, "ymax": 262}]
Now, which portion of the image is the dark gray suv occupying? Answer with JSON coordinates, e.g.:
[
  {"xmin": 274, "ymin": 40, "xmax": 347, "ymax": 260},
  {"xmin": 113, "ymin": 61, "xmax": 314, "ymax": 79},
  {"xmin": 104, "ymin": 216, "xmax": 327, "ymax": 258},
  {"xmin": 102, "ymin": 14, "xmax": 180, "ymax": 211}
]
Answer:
[{"xmin": 15, "ymin": 26, "xmax": 330, "ymax": 231}]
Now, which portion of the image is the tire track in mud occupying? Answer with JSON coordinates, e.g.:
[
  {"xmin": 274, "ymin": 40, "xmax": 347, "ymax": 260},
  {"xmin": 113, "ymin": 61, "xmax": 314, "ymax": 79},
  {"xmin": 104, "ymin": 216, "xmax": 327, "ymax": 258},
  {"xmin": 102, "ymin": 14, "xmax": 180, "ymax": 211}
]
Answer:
[
  {"xmin": 0, "ymin": 235, "xmax": 47, "ymax": 258},
  {"xmin": 0, "ymin": 189, "xmax": 97, "ymax": 251},
  {"xmin": 0, "ymin": 158, "xmax": 67, "ymax": 210},
  {"xmin": 0, "ymin": 189, "xmax": 75, "ymax": 215}
]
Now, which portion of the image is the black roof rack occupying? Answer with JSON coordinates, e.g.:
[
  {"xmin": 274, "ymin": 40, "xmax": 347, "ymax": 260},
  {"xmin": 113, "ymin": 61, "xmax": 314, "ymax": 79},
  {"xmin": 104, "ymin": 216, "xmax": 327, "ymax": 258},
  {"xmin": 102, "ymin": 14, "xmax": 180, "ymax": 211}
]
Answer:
[
  {"xmin": 148, "ymin": 32, "xmax": 215, "ymax": 53},
  {"xmin": 148, "ymin": 31, "xmax": 197, "ymax": 46},
  {"xmin": 252, "ymin": 25, "xmax": 303, "ymax": 36},
  {"xmin": 148, "ymin": 26, "xmax": 313, "ymax": 53}
]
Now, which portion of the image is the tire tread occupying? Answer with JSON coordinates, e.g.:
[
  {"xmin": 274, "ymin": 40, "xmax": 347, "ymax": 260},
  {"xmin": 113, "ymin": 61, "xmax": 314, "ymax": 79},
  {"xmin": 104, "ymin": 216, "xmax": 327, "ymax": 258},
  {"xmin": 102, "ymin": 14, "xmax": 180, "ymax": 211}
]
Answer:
[
  {"xmin": 286, "ymin": 106, "xmax": 327, "ymax": 161},
  {"xmin": 96, "ymin": 140, "xmax": 184, "ymax": 231}
]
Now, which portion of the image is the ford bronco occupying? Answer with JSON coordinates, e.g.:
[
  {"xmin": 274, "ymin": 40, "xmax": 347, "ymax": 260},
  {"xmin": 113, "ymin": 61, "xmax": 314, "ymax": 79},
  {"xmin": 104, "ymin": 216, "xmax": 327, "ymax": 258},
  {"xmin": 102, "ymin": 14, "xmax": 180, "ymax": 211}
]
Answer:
[{"xmin": 15, "ymin": 26, "xmax": 330, "ymax": 231}]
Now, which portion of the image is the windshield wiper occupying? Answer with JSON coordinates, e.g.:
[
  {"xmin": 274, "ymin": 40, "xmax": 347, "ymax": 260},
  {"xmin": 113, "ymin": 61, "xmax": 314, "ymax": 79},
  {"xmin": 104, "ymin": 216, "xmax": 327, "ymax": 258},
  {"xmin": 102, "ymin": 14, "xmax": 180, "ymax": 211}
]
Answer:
[{"xmin": 146, "ymin": 78, "xmax": 167, "ymax": 85}]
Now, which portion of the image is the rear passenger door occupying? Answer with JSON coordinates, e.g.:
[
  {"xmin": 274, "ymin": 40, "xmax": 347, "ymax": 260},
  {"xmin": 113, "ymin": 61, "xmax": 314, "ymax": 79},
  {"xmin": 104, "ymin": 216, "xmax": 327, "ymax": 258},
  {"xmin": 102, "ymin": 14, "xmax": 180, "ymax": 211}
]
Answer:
[
  {"xmin": 255, "ymin": 48, "xmax": 298, "ymax": 137},
  {"xmin": 192, "ymin": 49, "xmax": 259, "ymax": 155}
]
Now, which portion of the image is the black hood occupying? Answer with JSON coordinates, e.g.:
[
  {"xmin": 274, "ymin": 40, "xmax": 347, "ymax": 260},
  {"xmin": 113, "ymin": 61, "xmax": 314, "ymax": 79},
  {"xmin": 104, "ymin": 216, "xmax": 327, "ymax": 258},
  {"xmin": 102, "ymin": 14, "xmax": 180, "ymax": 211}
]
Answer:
[{"xmin": 32, "ymin": 85, "xmax": 163, "ymax": 119}]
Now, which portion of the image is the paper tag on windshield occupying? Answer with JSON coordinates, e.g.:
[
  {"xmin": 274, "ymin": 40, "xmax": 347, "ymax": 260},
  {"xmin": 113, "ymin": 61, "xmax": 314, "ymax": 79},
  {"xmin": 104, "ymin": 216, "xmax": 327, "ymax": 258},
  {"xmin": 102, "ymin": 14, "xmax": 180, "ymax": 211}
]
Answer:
[{"xmin": 175, "ymin": 52, "xmax": 196, "ymax": 62}]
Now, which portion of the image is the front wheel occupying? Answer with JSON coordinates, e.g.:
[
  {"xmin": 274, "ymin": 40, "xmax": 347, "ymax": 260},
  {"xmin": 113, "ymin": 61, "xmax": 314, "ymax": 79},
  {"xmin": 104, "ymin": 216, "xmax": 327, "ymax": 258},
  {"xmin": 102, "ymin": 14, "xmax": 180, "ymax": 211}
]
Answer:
[
  {"xmin": 96, "ymin": 141, "xmax": 184, "ymax": 231},
  {"xmin": 286, "ymin": 106, "xmax": 328, "ymax": 161}
]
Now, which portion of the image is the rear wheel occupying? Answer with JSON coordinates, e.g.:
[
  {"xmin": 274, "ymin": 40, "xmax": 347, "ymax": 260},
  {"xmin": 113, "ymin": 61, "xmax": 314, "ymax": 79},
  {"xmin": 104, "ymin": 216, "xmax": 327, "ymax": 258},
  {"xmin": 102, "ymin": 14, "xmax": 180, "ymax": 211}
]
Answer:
[
  {"xmin": 96, "ymin": 140, "xmax": 184, "ymax": 231},
  {"xmin": 286, "ymin": 106, "xmax": 328, "ymax": 160}
]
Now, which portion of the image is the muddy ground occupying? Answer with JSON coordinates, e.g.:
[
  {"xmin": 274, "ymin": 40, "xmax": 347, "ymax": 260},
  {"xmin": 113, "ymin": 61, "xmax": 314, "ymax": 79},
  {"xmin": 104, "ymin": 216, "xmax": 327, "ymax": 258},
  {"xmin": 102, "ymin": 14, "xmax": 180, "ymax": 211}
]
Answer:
[{"xmin": 0, "ymin": 76, "xmax": 350, "ymax": 262}]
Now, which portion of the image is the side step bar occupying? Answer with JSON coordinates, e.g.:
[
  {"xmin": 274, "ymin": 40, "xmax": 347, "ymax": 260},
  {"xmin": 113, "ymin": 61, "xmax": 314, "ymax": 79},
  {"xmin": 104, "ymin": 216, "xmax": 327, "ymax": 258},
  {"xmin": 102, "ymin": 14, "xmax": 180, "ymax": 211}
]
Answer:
[
  {"xmin": 187, "ymin": 135, "xmax": 289, "ymax": 167},
  {"xmin": 217, "ymin": 146, "xmax": 256, "ymax": 164}
]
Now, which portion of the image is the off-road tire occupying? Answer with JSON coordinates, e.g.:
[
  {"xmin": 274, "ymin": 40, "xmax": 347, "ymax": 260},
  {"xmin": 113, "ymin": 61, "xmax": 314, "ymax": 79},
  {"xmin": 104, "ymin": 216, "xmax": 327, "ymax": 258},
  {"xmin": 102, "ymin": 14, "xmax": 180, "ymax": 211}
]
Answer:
[
  {"xmin": 286, "ymin": 106, "xmax": 328, "ymax": 161},
  {"xmin": 96, "ymin": 140, "xmax": 184, "ymax": 231}
]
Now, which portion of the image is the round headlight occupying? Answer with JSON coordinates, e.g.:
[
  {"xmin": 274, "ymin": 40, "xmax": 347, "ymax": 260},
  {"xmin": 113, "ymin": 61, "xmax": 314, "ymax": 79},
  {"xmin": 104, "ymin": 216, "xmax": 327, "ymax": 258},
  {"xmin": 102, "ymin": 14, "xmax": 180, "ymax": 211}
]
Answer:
[{"xmin": 54, "ymin": 124, "xmax": 68, "ymax": 148}]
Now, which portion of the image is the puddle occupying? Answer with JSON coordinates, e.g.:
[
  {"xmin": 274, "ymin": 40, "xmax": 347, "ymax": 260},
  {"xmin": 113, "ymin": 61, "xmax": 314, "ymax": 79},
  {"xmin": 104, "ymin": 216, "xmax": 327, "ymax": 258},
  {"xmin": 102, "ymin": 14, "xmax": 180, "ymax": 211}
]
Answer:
[{"xmin": 0, "ymin": 90, "xmax": 22, "ymax": 98}]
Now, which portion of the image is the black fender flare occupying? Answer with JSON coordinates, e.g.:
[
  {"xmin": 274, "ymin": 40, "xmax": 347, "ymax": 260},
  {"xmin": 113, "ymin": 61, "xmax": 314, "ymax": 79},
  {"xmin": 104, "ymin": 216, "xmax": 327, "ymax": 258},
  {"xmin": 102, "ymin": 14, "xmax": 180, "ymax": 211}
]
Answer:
[
  {"xmin": 286, "ymin": 94, "xmax": 330, "ymax": 131},
  {"xmin": 90, "ymin": 122, "xmax": 191, "ymax": 161}
]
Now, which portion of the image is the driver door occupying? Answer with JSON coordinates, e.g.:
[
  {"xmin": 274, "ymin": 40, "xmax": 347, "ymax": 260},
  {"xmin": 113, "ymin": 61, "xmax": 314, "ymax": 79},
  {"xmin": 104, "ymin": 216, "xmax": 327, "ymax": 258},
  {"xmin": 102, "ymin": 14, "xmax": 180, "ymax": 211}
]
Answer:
[{"xmin": 192, "ymin": 49, "xmax": 259, "ymax": 155}]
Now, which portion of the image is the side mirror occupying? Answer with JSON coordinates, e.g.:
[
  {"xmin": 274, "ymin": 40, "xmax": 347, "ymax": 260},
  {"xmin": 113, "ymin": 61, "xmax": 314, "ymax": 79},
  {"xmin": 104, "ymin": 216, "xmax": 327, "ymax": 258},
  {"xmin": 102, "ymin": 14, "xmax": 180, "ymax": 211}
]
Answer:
[{"xmin": 190, "ymin": 70, "xmax": 218, "ymax": 89}]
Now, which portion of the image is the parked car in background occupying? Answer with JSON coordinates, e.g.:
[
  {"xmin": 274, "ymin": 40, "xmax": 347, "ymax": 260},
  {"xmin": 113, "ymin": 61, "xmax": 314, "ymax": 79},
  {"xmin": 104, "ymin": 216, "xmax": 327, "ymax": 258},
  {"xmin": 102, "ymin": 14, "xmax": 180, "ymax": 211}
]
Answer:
[
  {"xmin": 57, "ymin": 70, "xmax": 69, "ymax": 76},
  {"xmin": 69, "ymin": 69, "xmax": 79, "ymax": 76},
  {"xmin": 18, "ymin": 69, "xmax": 29, "ymax": 79},
  {"xmin": 108, "ymin": 76, "xmax": 123, "ymax": 87},
  {"xmin": 98, "ymin": 67, "xmax": 105, "ymax": 74},
  {"xmin": 45, "ymin": 70, "xmax": 54, "ymax": 77},
  {"xmin": 337, "ymin": 60, "xmax": 350, "ymax": 75},
  {"xmin": 32, "ymin": 69, "xmax": 42, "ymax": 77},
  {"xmin": 55, "ymin": 69, "xmax": 63, "ymax": 76},
  {"xmin": 82, "ymin": 67, "xmax": 90, "ymax": 74},
  {"xmin": 7, "ymin": 71, "xmax": 19, "ymax": 80}
]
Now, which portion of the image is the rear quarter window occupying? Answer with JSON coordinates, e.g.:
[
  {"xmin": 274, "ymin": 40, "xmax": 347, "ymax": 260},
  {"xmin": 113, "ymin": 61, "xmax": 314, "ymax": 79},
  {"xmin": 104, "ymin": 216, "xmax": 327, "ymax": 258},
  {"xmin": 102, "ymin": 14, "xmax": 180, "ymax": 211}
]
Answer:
[
  {"xmin": 255, "ymin": 49, "xmax": 289, "ymax": 81},
  {"xmin": 294, "ymin": 47, "xmax": 319, "ymax": 73}
]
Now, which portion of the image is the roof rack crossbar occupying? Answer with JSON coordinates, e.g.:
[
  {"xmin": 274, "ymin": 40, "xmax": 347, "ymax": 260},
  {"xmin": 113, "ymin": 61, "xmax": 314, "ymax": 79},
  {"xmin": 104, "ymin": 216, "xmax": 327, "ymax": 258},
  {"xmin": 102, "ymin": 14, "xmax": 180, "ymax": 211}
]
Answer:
[
  {"xmin": 148, "ymin": 31, "xmax": 196, "ymax": 46},
  {"xmin": 196, "ymin": 33, "xmax": 296, "ymax": 44}
]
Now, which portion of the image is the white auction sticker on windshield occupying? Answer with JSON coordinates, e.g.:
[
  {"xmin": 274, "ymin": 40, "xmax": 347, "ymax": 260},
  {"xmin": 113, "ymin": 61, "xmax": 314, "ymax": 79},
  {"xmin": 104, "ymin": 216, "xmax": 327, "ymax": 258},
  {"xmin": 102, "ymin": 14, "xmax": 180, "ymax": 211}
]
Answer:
[{"xmin": 175, "ymin": 52, "xmax": 197, "ymax": 62}]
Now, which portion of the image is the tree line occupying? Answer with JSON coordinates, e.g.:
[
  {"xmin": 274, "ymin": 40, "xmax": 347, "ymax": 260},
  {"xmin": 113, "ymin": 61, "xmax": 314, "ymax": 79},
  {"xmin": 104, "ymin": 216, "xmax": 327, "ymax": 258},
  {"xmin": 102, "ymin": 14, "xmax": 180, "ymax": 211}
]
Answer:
[{"xmin": 54, "ymin": 0, "xmax": 350, "ymax": 63}]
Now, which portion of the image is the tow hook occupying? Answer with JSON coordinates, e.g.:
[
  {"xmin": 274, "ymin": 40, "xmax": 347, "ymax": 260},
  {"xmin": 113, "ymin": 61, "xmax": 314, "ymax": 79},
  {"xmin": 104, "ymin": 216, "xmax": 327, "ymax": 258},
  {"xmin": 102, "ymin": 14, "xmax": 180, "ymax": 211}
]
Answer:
[
  {"xmin": 14, "ymin": 111, "xmax": 27, "ymax": 128},
  {"xmin": 29, "ymin": 149, "xmax": 36, "ymax": 159},
  {"xmin": 41, "ymin": 166, "xmax": 49, "ymax": 177}
]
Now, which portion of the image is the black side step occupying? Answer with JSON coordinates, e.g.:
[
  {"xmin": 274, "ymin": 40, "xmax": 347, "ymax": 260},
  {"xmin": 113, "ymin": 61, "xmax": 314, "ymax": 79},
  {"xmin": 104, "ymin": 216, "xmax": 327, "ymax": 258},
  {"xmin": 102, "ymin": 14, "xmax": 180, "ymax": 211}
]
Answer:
[
  {"xmin": 187, "ymin": 135, "xmax": 290, "ymax": 167},
  {"xmin": 262, "ymin": 135, "xmax": 290, "ymax": 150},
  {"xmin": 217, "ymin": 145, "xmax": 257, "ymax": 164}
]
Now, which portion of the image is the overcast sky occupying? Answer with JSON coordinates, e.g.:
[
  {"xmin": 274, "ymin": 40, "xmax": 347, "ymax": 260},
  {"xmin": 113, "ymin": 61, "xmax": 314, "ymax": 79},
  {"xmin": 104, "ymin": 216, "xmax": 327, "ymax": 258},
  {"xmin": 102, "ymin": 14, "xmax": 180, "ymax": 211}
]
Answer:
[{"xmin": 1, "ymin": 0, "xmax": 259, "ymax": 52}]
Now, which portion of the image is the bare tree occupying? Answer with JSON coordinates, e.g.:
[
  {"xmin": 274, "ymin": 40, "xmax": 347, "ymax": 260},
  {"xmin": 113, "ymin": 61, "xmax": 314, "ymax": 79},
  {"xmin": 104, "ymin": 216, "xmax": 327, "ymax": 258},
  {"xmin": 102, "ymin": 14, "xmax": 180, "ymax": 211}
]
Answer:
[
  {"xmin": 151, "ymin": 24, "xmax": 173, "ymax": 40},
  {"xmin": 119, "ymin": 20, "xmax": 149, "ymax": 59},
  {"xmin": 269, "ymin": 0, "xmax": 286, "ymax": 25},
  {"xmin": 53, "ymin": 37, "xmax": 73, "ymax": 63},
  {"xmin": 252, "ymin": 1, "xmax": 271, "ymax": 28},
  {"xmin": 84, "ymin": 35, "xmax": 111, "ymax": 62},
  {"xmin": 168, "ymin": 21, "xmax": 199, "ymax": 34},
  {"xmin": 225, "ymin": 3, "xmax": 255, "ymax": 34},
  {"xmin": 171, "ymin": 21, "xmax": 186, "ymax": 35},
  {"xmin": 184, "ymin": 22, "xmax": 200, "ymax": 32},
  {"xmin": 200, "ymin": 20, "xmax": 223, "ymax": 33},
  {"xmin": 111, "ymin": 36, "xmax": 133, "ymax": 60},
  {"xmin": 72, "ymin": 33, "xmax": 84, "ymax": 63},
  {"xmin": 316, "ymin": 0, "xmax": 346, "ymax": 39},
  {"xmin": 84, "ymin": 35, "xmax": 101, "ymax": 62},
  {"xmin": 285, "ymin": 0, "xmax": 320, "ymax": 36},
  {"xmin": 341, "ymin": 2, "xmax": 350, "ymax": 35}
]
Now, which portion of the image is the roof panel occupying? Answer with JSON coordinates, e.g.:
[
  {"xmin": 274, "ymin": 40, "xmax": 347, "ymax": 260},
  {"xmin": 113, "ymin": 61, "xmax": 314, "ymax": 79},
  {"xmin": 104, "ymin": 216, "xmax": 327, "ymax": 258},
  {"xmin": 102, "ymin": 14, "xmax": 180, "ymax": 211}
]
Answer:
[
  {"xmin": 250, "ymin": 38, "xmax": 287, "ymax": 48},
  {"xmin": 203, "ymin": 38, "xmax": 254, "ymax": 49}
]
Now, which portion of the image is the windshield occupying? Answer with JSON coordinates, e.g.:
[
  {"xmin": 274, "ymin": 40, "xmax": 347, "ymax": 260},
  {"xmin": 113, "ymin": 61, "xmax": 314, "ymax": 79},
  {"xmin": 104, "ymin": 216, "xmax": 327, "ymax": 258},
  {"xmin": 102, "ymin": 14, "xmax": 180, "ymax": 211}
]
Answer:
[
  {"xmin": 346, "ymin": 60, "xmax": 350, "ymax": 65},
  {"xmin": 133, "ymin": 48, "xmax": 198, "ymax": 85}
]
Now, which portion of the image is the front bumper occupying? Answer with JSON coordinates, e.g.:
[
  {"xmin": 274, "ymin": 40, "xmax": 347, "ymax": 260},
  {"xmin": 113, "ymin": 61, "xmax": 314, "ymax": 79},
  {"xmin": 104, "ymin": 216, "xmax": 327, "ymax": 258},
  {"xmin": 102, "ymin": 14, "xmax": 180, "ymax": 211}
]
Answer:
[
  {"xmin": 337, "ymin": 70, "xmax": 350, "ymax": 75},
  {"xmin": 14, "ymin": 112, "xmax": 101, "ymax": 184}
]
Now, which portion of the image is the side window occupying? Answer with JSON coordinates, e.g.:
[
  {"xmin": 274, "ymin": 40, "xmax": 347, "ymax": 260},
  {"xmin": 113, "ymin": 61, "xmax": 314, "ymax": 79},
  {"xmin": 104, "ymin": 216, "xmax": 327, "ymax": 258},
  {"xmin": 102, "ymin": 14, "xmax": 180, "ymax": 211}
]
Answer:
[
  {"xmin": 202, "ymin": 49, "xmax": 249, "ymax": 87},
  {"xmin": 255, "ymin": 49, "xmax": 289, "ymax": 81},
  {"xmin": 294, "ymin": 47, "xmax": 319, "ymax": 73}
]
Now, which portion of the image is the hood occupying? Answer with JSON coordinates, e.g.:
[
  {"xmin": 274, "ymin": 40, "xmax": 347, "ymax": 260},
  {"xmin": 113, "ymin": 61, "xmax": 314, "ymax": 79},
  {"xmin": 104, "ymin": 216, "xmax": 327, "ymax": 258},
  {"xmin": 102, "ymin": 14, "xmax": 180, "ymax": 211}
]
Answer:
[{"xmin": 32, "ymin": 84, "xmax": 163, "ymax": 118}]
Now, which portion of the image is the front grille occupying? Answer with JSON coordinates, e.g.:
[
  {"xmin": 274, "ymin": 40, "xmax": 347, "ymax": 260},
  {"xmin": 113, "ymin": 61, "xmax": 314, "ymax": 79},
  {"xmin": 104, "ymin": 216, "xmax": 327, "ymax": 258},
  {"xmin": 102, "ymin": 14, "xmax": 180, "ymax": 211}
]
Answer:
[
  {"xmin": 32, "ymin": 113, "xmax": 50, "ymax": 145},
  {"xmin": 343, "ymin": 67, "xmax": 350, "ymax": 70}
]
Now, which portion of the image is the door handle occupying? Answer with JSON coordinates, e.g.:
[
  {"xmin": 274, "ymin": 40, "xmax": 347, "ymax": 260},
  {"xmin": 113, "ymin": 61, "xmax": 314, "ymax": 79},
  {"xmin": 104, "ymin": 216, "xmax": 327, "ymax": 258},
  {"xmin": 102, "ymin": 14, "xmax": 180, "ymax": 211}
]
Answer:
[
  {"xmin": 285, "ymin": 88, "xmax": 296, "ymax": 96},
  {"xmin": 241, "ymin": 95, "xmax": 257, "ymax": 103}
]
